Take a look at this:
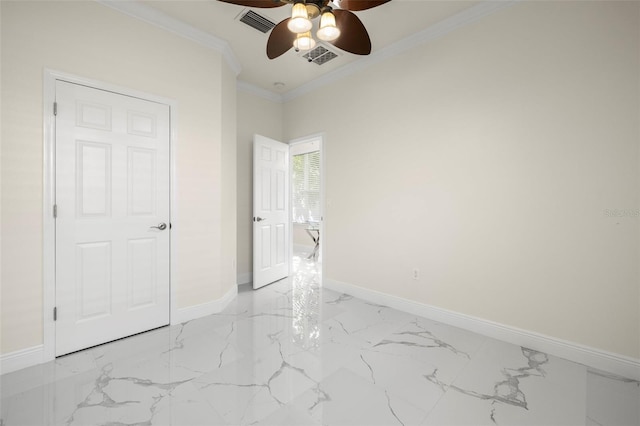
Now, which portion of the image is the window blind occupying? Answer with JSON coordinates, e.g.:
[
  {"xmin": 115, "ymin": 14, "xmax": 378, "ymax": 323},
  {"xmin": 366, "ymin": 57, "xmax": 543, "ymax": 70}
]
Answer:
[{"xmin": 292, "ymin": 151, "xmax": 320, "ymax": 223}]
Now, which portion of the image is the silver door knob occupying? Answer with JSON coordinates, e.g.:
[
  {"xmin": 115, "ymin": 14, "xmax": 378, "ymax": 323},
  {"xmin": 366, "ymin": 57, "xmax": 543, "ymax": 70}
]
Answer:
[
  {"xmin": 255, "ymin": 217, "xmax": 265, "ymax": 222},
  {"xmin": 150, "ymin": 223, "xmax": 167, "ymax": 230}
]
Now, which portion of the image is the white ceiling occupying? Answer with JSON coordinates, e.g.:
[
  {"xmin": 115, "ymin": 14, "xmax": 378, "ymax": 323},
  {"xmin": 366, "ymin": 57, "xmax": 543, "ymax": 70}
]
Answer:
[{"xmin": 137, "ymin": 0, "xmax": 482, "ymax": 94}]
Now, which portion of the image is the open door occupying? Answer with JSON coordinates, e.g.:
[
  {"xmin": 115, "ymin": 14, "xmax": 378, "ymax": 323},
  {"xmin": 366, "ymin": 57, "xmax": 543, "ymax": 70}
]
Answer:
[{"xmin": 253, "ymin": 134, "xmax": 290, "ymax": 289}]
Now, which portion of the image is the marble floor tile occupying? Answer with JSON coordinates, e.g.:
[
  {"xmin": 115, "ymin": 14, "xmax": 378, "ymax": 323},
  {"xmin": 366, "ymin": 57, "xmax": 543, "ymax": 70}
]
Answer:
[
  {"xmin": 290, "ymin": 368, "xmax": 429, "ymax": 425},
  {"xmin": 255, "ymin": 404, "xmax": 321, "ymax": 425},
  {"xmin": 342, "ymin": 347, "xmax": 451, "ymax": 415},
  {"xmin": 1, "ymin": 253, "xmax": 638, "ymax": 425},
  {"xmin": 423, "ymin": 339, "xmax": 587, "ymax": 425},
  {"xmin": 586, "ymin": 369, "xmax": 640, "ymax": 426},
  {"xmin": 0, "ymin": 349, "xmax": 97, "ymax": 400}
]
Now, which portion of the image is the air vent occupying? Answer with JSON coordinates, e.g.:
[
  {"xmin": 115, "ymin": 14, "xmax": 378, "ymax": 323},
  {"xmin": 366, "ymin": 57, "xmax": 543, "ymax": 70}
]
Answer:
[
  {"xmin": 303, "ymin": 45, "xmax": 339, "ymax": 65},
  {"xmin": 239, "ymin": 9, "xmax": 276, "ymax": 33}
]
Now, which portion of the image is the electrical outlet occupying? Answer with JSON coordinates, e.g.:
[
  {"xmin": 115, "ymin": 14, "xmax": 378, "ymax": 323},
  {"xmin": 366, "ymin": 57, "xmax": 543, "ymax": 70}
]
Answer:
[{"xmin": 412, "ymin": 268, "xmax": 419, "ymax": 280}]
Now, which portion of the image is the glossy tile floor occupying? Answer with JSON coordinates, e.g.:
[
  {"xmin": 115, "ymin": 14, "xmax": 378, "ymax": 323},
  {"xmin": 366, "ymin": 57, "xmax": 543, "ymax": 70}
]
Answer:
[{"xmin": 1, "ymin": 254, "xmax": 639, "ymax": 425}]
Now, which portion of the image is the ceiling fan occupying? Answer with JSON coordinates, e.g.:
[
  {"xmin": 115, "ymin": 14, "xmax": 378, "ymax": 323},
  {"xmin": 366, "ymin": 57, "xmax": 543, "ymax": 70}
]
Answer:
[{"xmin": 219, "ymin": 0, "xmax": 391, "ymax": 59}]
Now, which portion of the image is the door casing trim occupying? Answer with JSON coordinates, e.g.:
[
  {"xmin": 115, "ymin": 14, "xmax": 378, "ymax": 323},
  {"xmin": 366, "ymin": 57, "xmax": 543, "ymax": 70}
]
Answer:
[{"xmin": 42, "ymin": 69, "xmax": 178, "ymax": 361}]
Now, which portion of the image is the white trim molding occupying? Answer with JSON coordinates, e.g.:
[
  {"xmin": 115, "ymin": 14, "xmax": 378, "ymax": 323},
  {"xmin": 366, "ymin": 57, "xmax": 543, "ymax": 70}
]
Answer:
[
  {"xmin": 97, "ymin": 0, "xmax": 516, "ymax": 103},
  {"xmin": 0, "ymin": 346, "xmax": 44, "ymax": 376},
  {"xmin": 323, "ymin": 278, "xmax": 640, "ymax": 381},
  {"xmin": 171, "ymin": 284, "xmax": 238, "ymax": 325},
  {"xmin": 1, "ymin": 284, "xmax": 237, "ymax": 375},
  {"xmin": 238, "ymin": 1, "xmax": 518, "ymax": 102},
  {"xmin": 282, "ymin": 0, "xmax": 518, "ymax": 102},
  {"xmin": 237, "ymin": 80, "xmax": 283, "ymax": 103},
  {"xmin": 96, "ymin": 0, "xmax": 241, "ymax": 76}
]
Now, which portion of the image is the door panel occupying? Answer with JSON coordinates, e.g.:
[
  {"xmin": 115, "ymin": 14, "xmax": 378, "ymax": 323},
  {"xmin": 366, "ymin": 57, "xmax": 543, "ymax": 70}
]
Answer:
[
  {"xmin": 128, "ymin": 148, "xmax": 156, "ymax": 216},
  {"xmin": 76, "ymin": 242, "xmax": 112, "ymax": 321},
  {"xmin": 253, "ymin": 135, "xmax": 290, "ymax": 289},
  {"xmin": 127, "ymin": 237, "xmax": 157, "ymax": 309},
  {"xmin": 55, "ymin": 81, "xmax": 170, "ymax": 356},
  {"xmin": 77, "ymin": 141, "xmax": 111, "ymax": 217}
]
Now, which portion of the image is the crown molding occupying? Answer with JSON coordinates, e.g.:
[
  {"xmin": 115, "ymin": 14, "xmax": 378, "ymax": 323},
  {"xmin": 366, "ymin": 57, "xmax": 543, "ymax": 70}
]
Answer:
[
  {"xmin": 237, "ymin": 80, "xmax": 284, "ymax": 103},
  {"xmin": 97, "ymin": 0, "xmax": 517, "ymax": 101},
  {"xmin": 282, "ymin": 0, "xmax": 518, "ymax": 102},
  {"xmin": 96, "ymin": 0, "xmax": 242, "ymax": 76}
]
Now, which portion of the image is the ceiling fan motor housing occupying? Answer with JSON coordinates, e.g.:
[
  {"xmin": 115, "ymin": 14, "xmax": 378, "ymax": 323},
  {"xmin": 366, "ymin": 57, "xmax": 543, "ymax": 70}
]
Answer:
[{"xmin": 304, "ymin": 1, "xmax": 331, "ymax": 19}]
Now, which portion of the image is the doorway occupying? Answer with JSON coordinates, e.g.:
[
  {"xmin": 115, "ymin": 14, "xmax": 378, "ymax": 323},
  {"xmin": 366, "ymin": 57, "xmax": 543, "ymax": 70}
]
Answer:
[
  {"xmin": 290, "ymin": 136, "xmax": 324, "ymax": 277},
  {"xmin": 43, "ymin": 71, "xmax": 175, "ymax": 360}
]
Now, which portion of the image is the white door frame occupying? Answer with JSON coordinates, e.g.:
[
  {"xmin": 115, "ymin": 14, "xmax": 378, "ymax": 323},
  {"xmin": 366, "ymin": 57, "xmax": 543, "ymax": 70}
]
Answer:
[
  {"xmin": 42, "ymin": 69, "xmax": 178, "ymax": 362},
  {"xmin": 288, "ymin": 133, "xmax": 326, "ymax": 278}
]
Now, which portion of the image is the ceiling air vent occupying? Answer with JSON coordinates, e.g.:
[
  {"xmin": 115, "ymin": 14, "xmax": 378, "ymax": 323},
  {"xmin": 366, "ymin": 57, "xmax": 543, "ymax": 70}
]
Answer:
[
  {"xmin": 303, "ymin": 45, "xmax": 339, "ymax": 65},
  {"xmin": 238, "ymin": 9, "xmax": 276, "ymax": 33}
]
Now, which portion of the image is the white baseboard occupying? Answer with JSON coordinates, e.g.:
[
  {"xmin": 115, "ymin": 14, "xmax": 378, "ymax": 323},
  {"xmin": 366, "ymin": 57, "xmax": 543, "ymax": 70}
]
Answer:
[
  {"xmin": 171, "ymin": 284, "xmax": 238, "ymax": 325},
  {"xmin": 323, "ymin": 278, "xmax": 640, "ymax": 381},
  {"xmin": 0, "ymin": 345, "xmax": 44, "ymax": 375},
  {"xmin": 237, "ymin": 272, "xmax": 252, "ymax": 286},
  {"xmin": 2, "ymin": 286, "xmax": 239, "ymax": 376}
]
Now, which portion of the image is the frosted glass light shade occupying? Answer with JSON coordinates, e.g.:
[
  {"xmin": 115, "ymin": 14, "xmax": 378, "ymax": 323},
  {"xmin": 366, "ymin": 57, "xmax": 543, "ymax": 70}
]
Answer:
[
  {"xmin": 293, "ymin": 31, "xmax": 316, "ymax": 51},
  {"xmin": 287, "ymin": 2, "xmax": 312, "ymax": 34},
  {"xmin": 317, "ymin": 10, "xmax": 340, "ymax": 41}
]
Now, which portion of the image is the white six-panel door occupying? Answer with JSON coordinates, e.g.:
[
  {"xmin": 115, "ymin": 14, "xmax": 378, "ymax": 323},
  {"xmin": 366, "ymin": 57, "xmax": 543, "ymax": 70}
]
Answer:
[
  {"xmin": 253, "ymin": 135, "xmax": 290, "ymax": 289},
  {"xmin": 55, "ymin": 81, "xmax": 170, "ymax": 356}
]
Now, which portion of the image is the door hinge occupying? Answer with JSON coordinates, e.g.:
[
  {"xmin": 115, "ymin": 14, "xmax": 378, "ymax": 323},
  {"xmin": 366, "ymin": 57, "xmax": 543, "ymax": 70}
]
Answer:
[
  {"xmin": 53, "ymin": 204, "xmax": 57, "ymax": 218},
  {"xmin": 53, "ymin": 307, "xmax": 57, "ymax": 321},
  {"xmin": 53, "ymin": 102, "xmax": 57, "ymax": 116}
]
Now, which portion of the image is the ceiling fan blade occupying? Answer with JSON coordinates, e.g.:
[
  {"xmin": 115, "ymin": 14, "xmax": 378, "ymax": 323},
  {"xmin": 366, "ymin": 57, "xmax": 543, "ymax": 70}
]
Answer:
[
  {"xmin": 267, "ymin": 18, "xmax": 295, "ymax": 59},
  {"xmin": 218, "ymin": 0, "xmax": 286, "ymax": 8},
  {"xmin": 332, "ymin": 0, "xmax": 391, "ymax": 11},
  {"xmin": 329, "ymin": 9, "xmax": 371, "ymax": 55}
]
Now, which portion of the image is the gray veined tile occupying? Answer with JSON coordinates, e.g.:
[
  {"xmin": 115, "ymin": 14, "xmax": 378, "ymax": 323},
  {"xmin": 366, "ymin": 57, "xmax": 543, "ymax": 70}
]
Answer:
[
  {"xmin": 323, "ymin": 294, "xmax": 416, "ymax": 328},
  {"xmin": 423, "ymin": 339, "xmax": 587, "ymax": 425},
  {"xmin": 150, "ymin": 381, "xmax": 227, "ymax": 425},
  {"xmin": 303, "ymin": 340, "xmax": 374, "ymax": 380},
  {"xmin": 290, "ymin": 367, "xmax": 428, "ymax": 426},
  {"xmin": 192, "ymin": 341, "xmax": 318, "ymax": 425},
  {"xmin": 161, "ymin": 324, "xmax": 245, "ymax": 376},
  {"xmin": 2, "ymin": 253, "xmax": 630, "ymax": 426},
  {"xmin": 58, "ymin": 363, "xmax": 202, "ymax": 425},
  {"xmin": 0, "ymin": 349, "xmax": 98, "ymax": 400},
  {"xmin": 175, "ymin": 309, "xmax": 251, "ymax": 342},
  {"xmin": 343, "ymin": 348, "xmax": 451, "ymax": 414},
  {"xmin": 586, "ymin": 368, "xmax": 640, "ymax": 426},
  {"xmin": 319, "ymin": 309, "xmax": 405, "ymax": 349},
  {"xmin": 212, "ymin": 310, "xmax": 310, "ymax": 357},
  {"xmin": 322, "ymin": 292, "xmax": 355, "ymax": 307},
  {"xmin": 255, "ymin": 404, "xmax": 321, "ymax": 425},
  {"xmin": 368, "ymin": 316, "xmax": 486, "ymax": 379}
]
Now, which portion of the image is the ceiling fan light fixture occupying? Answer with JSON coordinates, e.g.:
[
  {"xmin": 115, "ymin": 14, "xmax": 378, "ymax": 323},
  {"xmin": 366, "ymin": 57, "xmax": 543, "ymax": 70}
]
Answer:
[
  {"xmin": 317, "ymin": 7, "xmax": 340, "ymax": 41},
  {"xmin": 287, "ymin": 1, "xmax": 313, "ymax": 34},
  {"xmin": 293, "ymin": 31, "xmax": 316, "ymax": 51}
]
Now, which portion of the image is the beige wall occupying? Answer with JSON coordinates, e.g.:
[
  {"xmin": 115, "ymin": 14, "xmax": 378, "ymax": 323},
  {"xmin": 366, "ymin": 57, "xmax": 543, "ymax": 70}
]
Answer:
[
  {"xmin": 236, "ymin": 90, "xmax": 283, "ymax": 282},
  {"xmin": 221, "ymin": 61, "xmax": 238, "ymax": 293},
  {"xmin": 284, "ymin": 1, "xmax": 640, "ymax": 358},
  {"xmin": 1, "ymin": 1, "xmax": 236, "ymax": 354}
]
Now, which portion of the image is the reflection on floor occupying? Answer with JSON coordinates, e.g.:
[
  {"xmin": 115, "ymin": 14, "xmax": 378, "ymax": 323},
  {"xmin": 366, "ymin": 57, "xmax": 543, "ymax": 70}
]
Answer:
[{"xmin": 1, "ymin": 253, "xmax": 638, "ymax": 425}]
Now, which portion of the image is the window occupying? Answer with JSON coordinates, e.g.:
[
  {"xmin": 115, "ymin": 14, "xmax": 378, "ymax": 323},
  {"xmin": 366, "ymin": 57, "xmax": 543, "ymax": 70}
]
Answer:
[{"xmin": 292, "ymin": 150, "xmax": 320, "ymax": 223}]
